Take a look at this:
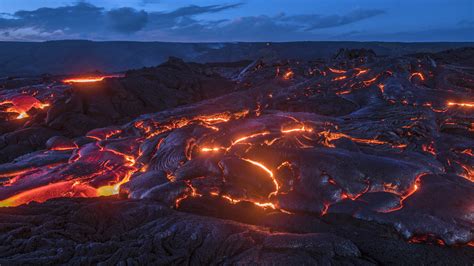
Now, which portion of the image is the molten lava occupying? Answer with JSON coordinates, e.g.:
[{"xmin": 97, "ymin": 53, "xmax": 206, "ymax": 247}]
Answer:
[
  {"xmin": 355, "ymin": 68, "xmax": 369, "ymax": 76},
  {"xmin": 378, "ymin": 84, "xmax": 385, "ymax": 93},
  {"xmin": 62, "ymin": 74, "xmax": 123, "ymax": 83},
  {"xmin": 0, "ymin": 181, "xmax": 97, "ymax": 207},
  {"xmin": 1, "ymin": 51, "xmax": 474, "ymax": 250},
  {"xmin": 0, "ymin": 95, "xmax": 49, "ymax": 119},
  {"xmin": 281, "ymin": 125, "xmax": 312, "ymax": 133},
  {"xmin": 447, "ymin": 102, "xmax": 474, "ymax": 108},
  {"xmin": 328, "ymin": 67, "xmax": 346, "ymax": 74},
  {"xmin": 363, "ymin": 76, "xmax": 379, "ymax": 86},
  {"xmin": 409, "ymin": 72, "xmax": 425, "ymax": 81},
  {"xmin": 282, "ymin": 69, "xmax": 294, "ymax": 80},
  {"xmin": 332, "ymin": 76, "xmax": 347, "ymax": 81}
]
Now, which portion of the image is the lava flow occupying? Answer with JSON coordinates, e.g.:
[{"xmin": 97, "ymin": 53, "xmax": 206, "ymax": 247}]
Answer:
[
  {"xmin": 62, "ymin": 74, "xmax": 123, "ymax": 83},
  {"xmin": 0, "ymin": 48, "xmax": 473, "ymax": 252},
  {"xmin": 409, "ymin": 72, "xmax": 425, "ymax": 81},
  {"xmin": 447, "ymin": 102, "xmax": 474, "ymax": 108},
  {"xmin": 0, "ymin": 95, "xmax": 49, "ymax": 119}
]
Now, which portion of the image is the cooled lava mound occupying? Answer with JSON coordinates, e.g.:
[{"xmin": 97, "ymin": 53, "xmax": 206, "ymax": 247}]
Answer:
[{"xmin": 0, "ymin": 48, "xmax": 473, "ymax": 264}]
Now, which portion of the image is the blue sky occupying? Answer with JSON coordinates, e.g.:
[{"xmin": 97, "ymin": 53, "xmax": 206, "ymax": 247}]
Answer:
[{"xmin": 0, "ymin": 0, "xmax": 472, "ymax": 42}]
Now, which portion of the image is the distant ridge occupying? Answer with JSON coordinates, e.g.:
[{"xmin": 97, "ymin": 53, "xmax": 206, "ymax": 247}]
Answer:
[{"xmin": 0, "ymin": 40, "xmax": 473, "ymax": 76}]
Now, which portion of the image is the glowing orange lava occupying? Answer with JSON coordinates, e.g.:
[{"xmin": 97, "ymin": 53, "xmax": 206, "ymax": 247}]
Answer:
[
  {"xmin": 233, "ymin": 131, "xmax": 270, "ymax": 145},
  {"xmin": 241, "ymin": 158, "xmax": 279, "ymax": 196},
  {"xmin": 0, "ymin": 95, "xmax": 50, "ymax": 119},
  {"xmin": 409, "ymin": 234, "xmax": 446, "ymax": 246},
  {"xmin": 409, "ymin": 72, "xmax": 425, "ymax": 81},
  {"xmin": 447, "ymin": 102, "xmax": 474, "ymax": 108},
  {"xmin": 328, "ymin": 67, "xmax": 346, "ymax": 74},
  {"xmin": 355, "ymin": 68, "xmax": 369, "ymax": 76},
  {"xmin": 320, "ymin": 131, "xmax": 404, "ymax": 149},
  {"xmin": 62, "ymin": 74, "xmax": 122, "ymax": 83},
  {"xmin": 460, "ymin": 149, "xmax": 473, "ymax": 156},
  {"xmin": 378, "ymin": 84, "xmax": 385, "ymax": 93},
  {"xmin": 281, "ymin": 125, "xmax": 313, "ymax": 133},
  {"xmin": 363, "ymin": 76, "xmax": 378, "ymax": 86},
  {"xmin": 201, "ymin": 131, "xmax": 270, "ymax": 153},
  {"xmin": 283, "ymin": 70, "xmax": 294, "ymax": 80},
  {"xmin": 332, "ymin": 76, "xmax": 347, "ymax": 81},
  {"xmin": 422, "ymin": 142, "xmax": 436, "ymax": 156},
  {"xmin": 0, "ymin": 180, "xmax": 98, "ymax": 207},
  {"xmin": 220, "ymin": 194, "xmax": 277, "ymax": 209},
  {"xmin": 382, "ymin": 173, "xmax": 426, "ymax": 213}
]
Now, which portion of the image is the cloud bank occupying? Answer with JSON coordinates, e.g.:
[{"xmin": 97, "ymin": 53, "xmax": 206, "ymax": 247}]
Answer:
[{"xmin": 0, "ymin": 2, "xmax": 387, "ymax": 41}]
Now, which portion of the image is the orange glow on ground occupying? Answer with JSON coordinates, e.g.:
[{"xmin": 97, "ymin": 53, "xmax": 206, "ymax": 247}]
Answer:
[
  {"xmin": 319, "ymin": 131, "xmax": 405, "ymax": 149},
  {"xmin": 232, "ymin": 131, "xmax": 270, "ymax": 145},
  {"xmin": 281, "ymin": 125, "xmax": 313, "ymax": 133},
  {"xmin": 62, "ymin": 74, "xmax": 123, "ymax": 83},
  {"xmin": 332, "ymin": 76, "xmax": 347, "ymax": 81},
  {"xmin": 219, "ymin": 194, "xmax": 277, "ymax": 209},
  {"xmin": 200, "ymin": 131, "xmax": 270, "ymax": 153},
  {"xmin": 283, "ymin": 70, "xmax": 294, "ymax": 80},
  {"xmin": 382, "ymin": 173, "xmax": 425, "ymax": 213},
  {"xmin": 241, "ymin": 157, "xmax": 279, "ymax": 196},
  {"xmin": 363, "ymin": 76, "xmax": 378, "ymax": 86},
  {"xmin": 378, "ymin": 84, "xmax": 385, "ymax": 93},
  {"xmin": 410, "ymin": 72, "xmax": 425, "ymax": 81},
  {"xmin": 355, "ymin": 68, "xmax": 369, "ymax": 76},
  {"xmin": 201, "ymin": 147, "xmax": 225, "ymax": 152},
  {"xmin": 0, "ymin": 95, "xmax": 50, "ymax": 120},
  {"xmin": 447, "ymin": 102, "xmax": 474, "ymax": 108},
  {"xmin": 0, "ymin": 181, "xmax": 98, "ymax": 207},
  {"xmin": 328, "ymin": 67, "xmax": 346, "ymax": 74}
]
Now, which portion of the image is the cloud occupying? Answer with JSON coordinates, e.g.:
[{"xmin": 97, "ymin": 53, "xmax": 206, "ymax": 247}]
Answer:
[
  {"xmin": 284, "ymin": 9, "xmax": 385, "ymax": 30},
  {"xmin": 146, "ymin": 4, "xmax": 243, "ymax": 29},
  {"xmin": 333, "ymin": 27, "xmax": 474, "ymax": 42},
  {"xmin": 167, "ymin": 4, "xmax": 243, "ymax": 17},
  {"xmin": 107, "ymin": 8, "xmax": 148, "ymax": 33},
  {"xmin": 6, "ymin": 3, "xmax": 104, "ymax": 32},
  {"xmin": 139, "ymin": 0, "xmax": 160, "ymax": 6},
  {"xmin": 0, "ymin": 2, "xmax": 387, "ymax": 42},
  {"xmin": 0, "ymin": 27, "xmax": 67, "ymax": 41},
  {"xmin": 146, "ymin": 9, "xmax": 384, "ymax": 42},
  {"xmin": 458, "ymin": 19, "xmax": 474, "ymax": 27},
  {"xmin": 0, "ymin": 2, "xmax": 243, "ymax": 40}
]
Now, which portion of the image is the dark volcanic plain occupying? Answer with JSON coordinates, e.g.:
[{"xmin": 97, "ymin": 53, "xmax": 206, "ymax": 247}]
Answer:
[
  {"xmin": 1, "ymin": 40, "xmax": 473, "ymax": 76},
  {"xmin": 0, "ymin": 45, "xmax": 473, "ymax": 265}
]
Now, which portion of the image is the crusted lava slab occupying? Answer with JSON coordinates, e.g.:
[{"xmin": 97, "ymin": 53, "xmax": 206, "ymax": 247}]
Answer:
[
  {"xmin": 0, "ymin": 197, "xmax": 473, "ymax": 265},
  {"xmin": 0, "ymin": 48, "xmax": 473, "ymax": 263}
]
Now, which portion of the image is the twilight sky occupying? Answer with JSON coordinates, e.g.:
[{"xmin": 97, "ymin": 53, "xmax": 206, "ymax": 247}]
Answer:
[{"xmin": 0, "ymin": 0, "xmax": 472, "ymax": 42}]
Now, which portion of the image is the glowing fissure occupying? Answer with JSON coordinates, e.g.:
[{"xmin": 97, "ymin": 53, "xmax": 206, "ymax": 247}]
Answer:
[
  {"xmin": 201, "ymin": 131, "xmax": 270, "ymax": 153},
  {"xmin": 62, "ymin": 74, "xmax": 123, "ymax": 83},
  {"xmin": 241, "ymin": 157, "xmax": 279, "ymax": 193},
  {"xmin": 281, "ymin": 125, "xmax": 313, "ymax": 133},
  {"xmin": 447, "ymin": 102, "xmax": 474, "ymax": 108},
  {"xmin": 381, "ymin": 173, "xmax": 426, "ymax": 213},
  {"xmin": 355, "ymin": 68, "xmax": 369, "ymax": 76},
  {"xmin": 363, "ymin": 76, "xmax": 379, "ymax": 86},
  {"xmin": 332, "ymin": 76, "xmax": 347, "ymax": 81},
  {"xmin": 319, "ymin": 131, "xmax": 405, "ymax": 149},
  {"xmin": 409, "ymin": 72, "xmax": 425, "ymax": 81},
  {"xmin": 282, "ymin": 69, "xmax": 294, "ymax": 80},
  {"xmin": 328, "ymin": 67, "xmax": 346, "ymax": 74},
  {"xmin": 0, "ymin": 95, "xmax": 50, "ymax": 120}
]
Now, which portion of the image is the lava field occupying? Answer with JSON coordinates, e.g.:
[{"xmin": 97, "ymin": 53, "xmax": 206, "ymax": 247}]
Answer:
[{"xmin": 0, "ymin": 48, "xmax": 473, "ymax": 264}]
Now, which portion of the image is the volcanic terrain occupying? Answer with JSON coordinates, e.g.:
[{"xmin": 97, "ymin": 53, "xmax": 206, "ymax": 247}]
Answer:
[{"xmin": 0, "ymin": 47, "xmax": 473, "ymax": 264}]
